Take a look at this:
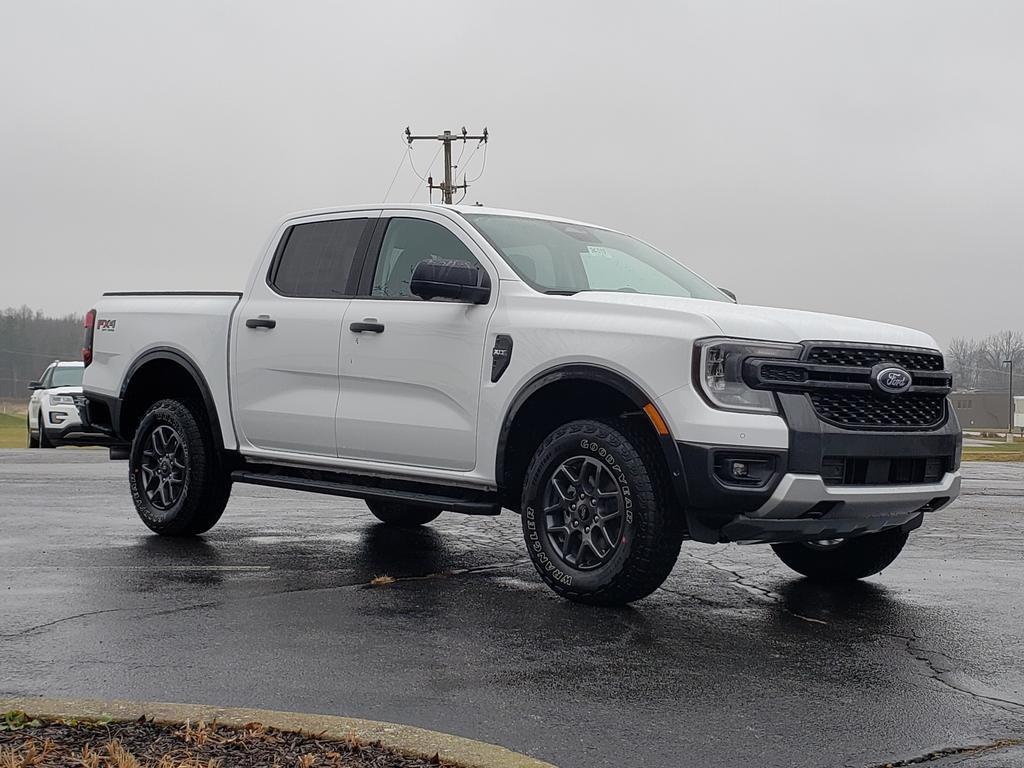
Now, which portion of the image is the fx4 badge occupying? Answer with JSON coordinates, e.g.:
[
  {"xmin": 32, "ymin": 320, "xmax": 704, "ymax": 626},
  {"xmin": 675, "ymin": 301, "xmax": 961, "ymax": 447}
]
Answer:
[{"xmin": 97, "ymin": 318, "xmax": 117, "ymax": 332}]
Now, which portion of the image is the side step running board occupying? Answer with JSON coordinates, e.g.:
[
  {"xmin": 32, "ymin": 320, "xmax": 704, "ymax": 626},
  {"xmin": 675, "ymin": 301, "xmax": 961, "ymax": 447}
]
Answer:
[{"xmin": 231, "ymin": 470, "xmax": 502, "ymax": 515}]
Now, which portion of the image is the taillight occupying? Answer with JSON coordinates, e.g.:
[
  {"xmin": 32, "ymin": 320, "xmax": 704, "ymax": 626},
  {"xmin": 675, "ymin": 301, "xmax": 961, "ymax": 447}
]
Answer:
[{"xmin": 82, "ymin": 309, "xmax": 96, "ymax": 367}]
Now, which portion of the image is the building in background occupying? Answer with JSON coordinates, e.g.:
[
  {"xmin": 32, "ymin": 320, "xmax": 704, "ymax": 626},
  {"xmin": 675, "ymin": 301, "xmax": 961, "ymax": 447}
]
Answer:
[{"xmin": 952, "ymin": 390, "xmax": 1022, "ymax": 432}]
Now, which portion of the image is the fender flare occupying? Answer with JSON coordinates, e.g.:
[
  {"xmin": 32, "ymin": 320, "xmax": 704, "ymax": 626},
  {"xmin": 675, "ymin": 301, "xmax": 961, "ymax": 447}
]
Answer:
[
  {"xmin": 494, "ymin": 363, "xmax": 685, "ymax": 496},
  {"xmin": 118, "ymin": 347, "xmax": 225, "ymax": 450}
]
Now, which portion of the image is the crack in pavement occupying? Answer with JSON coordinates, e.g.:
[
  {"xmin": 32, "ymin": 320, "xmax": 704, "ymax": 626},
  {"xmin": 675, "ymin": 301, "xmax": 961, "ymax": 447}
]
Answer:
[
  {"xmin": 0, "ymin": 608, "xmax": 131, "ymax": 638},
  {"xmin": 884, "ymin": 630, "xmax": 1024, "ymax": 717},
  {"xmin": 0, "ymin": 559, "xmax": 531, "ymax": 638},
  {"xmin": 861, "ymin": 737, "xmax": 1024, "ymax": 767},
  {"xmin": 679, "ymin": 550, "xmax": 829, "ymax": 625}
]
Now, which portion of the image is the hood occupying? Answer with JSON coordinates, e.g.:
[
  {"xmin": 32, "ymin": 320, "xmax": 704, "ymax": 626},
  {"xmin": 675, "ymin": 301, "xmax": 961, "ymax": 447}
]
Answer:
[
  {"xmin": 578, "ymin": 292, "xmax": 940, "ymax": 350},
  {"xmin": 45, "ymin": 386, "xmax": 83, "ymax": 397}
]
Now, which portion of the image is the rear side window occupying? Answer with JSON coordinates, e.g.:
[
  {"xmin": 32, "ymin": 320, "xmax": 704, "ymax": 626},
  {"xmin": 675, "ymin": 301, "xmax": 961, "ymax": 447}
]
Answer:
[{"xmin": 270, "ymin": 218, "xmax": 369, "ymax": 298}]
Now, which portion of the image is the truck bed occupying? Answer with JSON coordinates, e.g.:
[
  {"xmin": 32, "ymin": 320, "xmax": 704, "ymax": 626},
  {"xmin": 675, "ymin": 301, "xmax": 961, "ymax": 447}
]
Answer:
[{"xmin": 85, "ymin": 292, "xmax": 242, "ymax": 449}]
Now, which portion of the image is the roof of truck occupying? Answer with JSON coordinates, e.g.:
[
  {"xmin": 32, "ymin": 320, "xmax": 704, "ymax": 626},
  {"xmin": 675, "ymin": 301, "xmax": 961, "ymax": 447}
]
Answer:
[{"xmin": 281, "ymin": 204, "xmax": 607, "ymax": 231}]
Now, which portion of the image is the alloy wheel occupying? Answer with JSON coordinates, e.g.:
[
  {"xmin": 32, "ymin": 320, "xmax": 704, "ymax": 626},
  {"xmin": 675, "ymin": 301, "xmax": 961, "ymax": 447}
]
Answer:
[
  {"xmin": 140, "ymin": 424, "xmax": 187, "ymax": 510},
  {"xmin": 541, "ymin": 455, "xmax": 626, "ymax": 570}
]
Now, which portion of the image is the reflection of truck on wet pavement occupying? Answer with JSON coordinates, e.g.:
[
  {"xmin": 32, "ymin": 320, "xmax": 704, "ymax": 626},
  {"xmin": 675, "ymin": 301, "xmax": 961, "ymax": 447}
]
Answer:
[{"xmin": 79, "ymin": 204, "xmax": 961, "ymax": 604}]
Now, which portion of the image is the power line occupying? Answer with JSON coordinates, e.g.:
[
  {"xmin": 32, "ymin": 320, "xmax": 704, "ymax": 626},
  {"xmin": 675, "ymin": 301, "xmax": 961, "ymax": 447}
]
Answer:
[
  {"xmin": 407, "ymin": 142, "xmax": 441, "ymax": 183},
  {"xmin": 381, "ymin": 145, "xmax": 410, "ymax": 203},
  {"xmin": 464, "ymin": 142, "xmax": 488, "ymax": 183},
  {"xmin": 408, "ymin": 145, "xmax": 443, "ymax": 203}
]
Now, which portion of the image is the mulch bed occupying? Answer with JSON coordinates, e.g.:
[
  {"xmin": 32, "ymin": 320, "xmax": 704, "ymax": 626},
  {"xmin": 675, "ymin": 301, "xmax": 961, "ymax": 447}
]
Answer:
[{"xmin": 0, "ymin": 715, "xmax": 455, "ymax": 768}]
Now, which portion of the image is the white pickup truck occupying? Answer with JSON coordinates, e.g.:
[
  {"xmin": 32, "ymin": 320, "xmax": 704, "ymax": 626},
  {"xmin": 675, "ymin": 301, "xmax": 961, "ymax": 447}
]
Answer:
[{"xmin": 80, "ymin": 204, "xmax": 961, "ymax": 605}]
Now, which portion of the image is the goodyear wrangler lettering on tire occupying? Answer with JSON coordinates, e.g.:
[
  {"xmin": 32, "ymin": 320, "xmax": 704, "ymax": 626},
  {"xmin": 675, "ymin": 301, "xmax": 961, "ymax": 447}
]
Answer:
[
  {"xmin": 520, "ymin": 418, "xmax": 683, "ymax": 605},
  {"xmin": 525, "ymin": 506, "xmax": 572, "ymax": 585}
]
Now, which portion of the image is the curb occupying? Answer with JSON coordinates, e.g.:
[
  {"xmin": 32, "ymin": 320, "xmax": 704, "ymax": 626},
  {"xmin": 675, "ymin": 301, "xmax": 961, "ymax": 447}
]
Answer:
[{"xmin": 0, "ymin": 696, "xmax": 557, "ymax": 768}]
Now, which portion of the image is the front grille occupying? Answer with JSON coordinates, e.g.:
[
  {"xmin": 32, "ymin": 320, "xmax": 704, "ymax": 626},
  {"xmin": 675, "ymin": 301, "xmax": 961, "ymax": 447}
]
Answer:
[
  {"xmin": 746, "ymin": 343, "xmax": 952, "ymax": 430},
  {"xmin": 806, "ymin": 345, "xmax": 945, "ymax": 372},
  {"xmin": 810, "ymin": 391, "xmax": 946, "ymax": 429}
]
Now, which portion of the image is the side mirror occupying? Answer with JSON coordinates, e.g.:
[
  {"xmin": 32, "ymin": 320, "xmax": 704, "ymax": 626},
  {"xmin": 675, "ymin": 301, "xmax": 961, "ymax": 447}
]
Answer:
[
  {"xmin": 410, "ymin": 259, "xmax": 490, "ymax": 304},
  {"xmin": 719, "ymin": 288, "xmax": 737, "ymax": 302},
  {"xmin": 28, "ymin": 381, "xmax": 42, "ymax": 391}
]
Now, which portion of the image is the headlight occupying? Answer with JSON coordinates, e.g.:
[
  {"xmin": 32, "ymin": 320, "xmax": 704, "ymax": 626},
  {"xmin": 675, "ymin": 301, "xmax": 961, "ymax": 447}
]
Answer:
[
  {"xmin": 49, "ymin": 395, "xmax": 75, "ymax": 405},
  {"xmin": 695, "ymin": 338, "xmax": 803, "ymax": 413}
]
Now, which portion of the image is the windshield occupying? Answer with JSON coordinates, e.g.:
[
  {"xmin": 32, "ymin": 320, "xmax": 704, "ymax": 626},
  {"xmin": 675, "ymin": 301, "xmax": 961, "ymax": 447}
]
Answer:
[
  {"xmin": 462, "ymin": 213, "xmax": 729, "ymax": 300},
  {"xmin": 51, "ymin": 366, "xmax": 83, "ymax": 387}
]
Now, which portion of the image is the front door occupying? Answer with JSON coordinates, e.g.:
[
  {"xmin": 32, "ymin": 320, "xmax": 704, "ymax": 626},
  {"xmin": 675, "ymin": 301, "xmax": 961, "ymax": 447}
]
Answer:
[
  {"xmin": 337, "ymin": 213, "xmax": 496, "ymax": 471},
  {"xmin": 233, "ymin": 211, "xmax": 377, "ymax": 456}
]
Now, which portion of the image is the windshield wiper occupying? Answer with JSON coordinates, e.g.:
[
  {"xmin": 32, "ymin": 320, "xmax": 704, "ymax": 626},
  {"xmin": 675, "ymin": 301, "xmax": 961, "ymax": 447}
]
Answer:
[{"xmin": 542, "ymin": 289, "xmax": 581, "ymax": 296}]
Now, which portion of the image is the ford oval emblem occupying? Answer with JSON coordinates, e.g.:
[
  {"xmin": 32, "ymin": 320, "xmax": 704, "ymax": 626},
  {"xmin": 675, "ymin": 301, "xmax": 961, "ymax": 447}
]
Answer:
[{"xmin": 873, "ymin": 365, "xmax": 912, "ymax": 394}]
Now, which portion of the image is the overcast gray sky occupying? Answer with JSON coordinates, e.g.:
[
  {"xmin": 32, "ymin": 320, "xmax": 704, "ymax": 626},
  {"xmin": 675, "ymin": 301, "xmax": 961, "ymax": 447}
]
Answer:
[{"xmin": 2, "ymin": 1, "xmax": 1021, "ymax": 345}]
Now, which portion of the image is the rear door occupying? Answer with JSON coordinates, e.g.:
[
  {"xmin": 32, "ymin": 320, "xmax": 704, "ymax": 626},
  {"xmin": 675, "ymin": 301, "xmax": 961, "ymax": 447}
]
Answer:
[
  {"xmin": 336, "ymin": 212, "xmax": 497, "ymax": 470},
  {"xmin": 233, "ymin": 211, "xmax": 378, "ymax": 456}
]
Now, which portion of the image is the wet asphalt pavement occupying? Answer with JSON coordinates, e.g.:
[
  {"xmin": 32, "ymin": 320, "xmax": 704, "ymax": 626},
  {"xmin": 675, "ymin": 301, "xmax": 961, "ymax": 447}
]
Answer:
[{"xmin": 1, "ymin": 451, "xmax": 1023, "ymax": 768}]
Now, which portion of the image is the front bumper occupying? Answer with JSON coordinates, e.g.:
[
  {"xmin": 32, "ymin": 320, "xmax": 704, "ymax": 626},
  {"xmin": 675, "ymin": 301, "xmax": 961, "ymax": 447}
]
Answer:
[
  {"xmin": 720, "ymin": 471, "xmax": 959, "ymax": 543},
  {"xmin": 668, "ymin": 391, "xmax": 962, "ymax": 544},
  {"xmin": 42, "ymin": 397, "xmax": 116, "ymax": 446}
]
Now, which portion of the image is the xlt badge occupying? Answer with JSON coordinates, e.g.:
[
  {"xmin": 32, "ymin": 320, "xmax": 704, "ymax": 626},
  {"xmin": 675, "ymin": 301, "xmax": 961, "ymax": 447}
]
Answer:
[{"xmin": 491, "ymin": 334, "xmax": 513, "ymax": 382}]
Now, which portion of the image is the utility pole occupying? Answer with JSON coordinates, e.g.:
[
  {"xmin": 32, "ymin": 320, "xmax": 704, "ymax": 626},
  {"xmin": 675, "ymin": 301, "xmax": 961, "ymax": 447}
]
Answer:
[
  {"xmin": 405, "ymin": 126, "xmax": 488, "ymax": 204},
  {"xmin": 1005, "ymin": 358, "xmax": 1015, "ymax": 443}
]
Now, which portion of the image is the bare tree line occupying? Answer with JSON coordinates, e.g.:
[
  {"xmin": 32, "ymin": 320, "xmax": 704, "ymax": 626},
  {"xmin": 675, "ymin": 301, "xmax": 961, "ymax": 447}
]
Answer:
[
  {"xmin": 947, "ymin": 331, "xmax": 1024, "ymax": 391},
  {"xmin": 0, "ymin": 306, "xmax": 83, "ymax": 398}
]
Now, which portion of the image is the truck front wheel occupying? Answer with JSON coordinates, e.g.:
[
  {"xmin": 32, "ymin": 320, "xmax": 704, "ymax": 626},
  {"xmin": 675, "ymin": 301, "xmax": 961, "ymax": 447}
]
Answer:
[
  {"xmin": 129, "ymin": 398, "xmax": 231, "ymax": 536},
  {"xmin": 770, "ymin": 528, "xmax": 909, "ymax": 581},
  {"xmin": 520, "ymin": 418, "xmax": 683, "ymax": 606}
]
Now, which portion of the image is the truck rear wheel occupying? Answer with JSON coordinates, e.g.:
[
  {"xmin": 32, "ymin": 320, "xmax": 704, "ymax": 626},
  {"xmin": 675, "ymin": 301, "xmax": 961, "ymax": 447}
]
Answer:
[
  {"xmin": 129, "ymin": 398, "xmax": 231, "ymax": 536},
  {"xmin": 520, "ymin": 418, "xmax": 683, "ymax": 606},
  {"xmin": 366, "ymin": 500, "xmax": 441, "ymax": 526},
  {"xmin": 771, "ymin": 528, "xmax": 909, "ymax": 581}
]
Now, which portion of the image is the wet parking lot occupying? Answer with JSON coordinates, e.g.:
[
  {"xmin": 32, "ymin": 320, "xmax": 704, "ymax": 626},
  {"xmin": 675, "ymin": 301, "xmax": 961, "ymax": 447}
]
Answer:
[{"xmin": 1, "ymin": 450, "xmax": 1023, "ymax": 768}]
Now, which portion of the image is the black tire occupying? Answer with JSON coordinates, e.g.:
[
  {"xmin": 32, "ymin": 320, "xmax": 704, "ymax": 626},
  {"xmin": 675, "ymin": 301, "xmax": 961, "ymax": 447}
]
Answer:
[
  {"xmin": 521, "ymin": 418, "xmax": 683, "ymax": 606},
  {"xmin": 37, "ymin": 415, "xmax": 54, "ymax": 449},
  {"xmin": 129, "ymin": 398, "xmax": 231, "ymax": 536},
  {"xmin": 367, "ymin": 500, "xmax": 441, "ymax": 526},
  {"xmin": 771, "ymin": 528, "xmax": 909, "ymax": 582},
  {"xmin": 28, "ymin": 416, "xmax": 39, "ymax": 448}
]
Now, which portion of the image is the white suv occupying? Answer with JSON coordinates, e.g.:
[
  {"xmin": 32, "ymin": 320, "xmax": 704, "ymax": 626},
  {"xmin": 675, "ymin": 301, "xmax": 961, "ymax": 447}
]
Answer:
[{"xmin": 28, "ymin": 361, "xmax": 107, "ymax": 448}]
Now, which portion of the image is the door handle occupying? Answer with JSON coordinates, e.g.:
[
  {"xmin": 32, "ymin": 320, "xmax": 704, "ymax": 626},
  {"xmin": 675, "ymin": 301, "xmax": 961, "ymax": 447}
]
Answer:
[
  {"xmin": 350, "ymin": 321, "xmax": 385, "ymax": 333},
  {"xmin": 246, "ymin": 316, "xmax": 277, "ymax": 329}
]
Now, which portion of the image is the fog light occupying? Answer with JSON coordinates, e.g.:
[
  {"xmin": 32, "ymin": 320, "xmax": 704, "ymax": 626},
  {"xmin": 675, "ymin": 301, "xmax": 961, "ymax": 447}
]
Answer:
[
  {"xmin": 50, "ymin": 412, "xmax": 66, "ymax": 424},
  {"xmin": 714, "ymin": 454, "xmax": 777, "ymax": 487}
]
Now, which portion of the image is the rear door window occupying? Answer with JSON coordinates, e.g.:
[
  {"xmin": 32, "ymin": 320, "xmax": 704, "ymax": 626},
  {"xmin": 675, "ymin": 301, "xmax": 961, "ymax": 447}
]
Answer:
[{"xmin": 270, "ymin": 218, "xmax": 370, "ymax": 298}]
